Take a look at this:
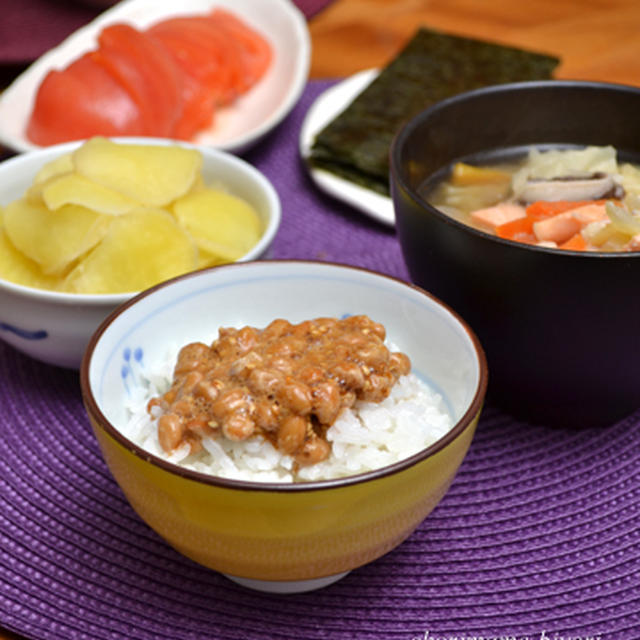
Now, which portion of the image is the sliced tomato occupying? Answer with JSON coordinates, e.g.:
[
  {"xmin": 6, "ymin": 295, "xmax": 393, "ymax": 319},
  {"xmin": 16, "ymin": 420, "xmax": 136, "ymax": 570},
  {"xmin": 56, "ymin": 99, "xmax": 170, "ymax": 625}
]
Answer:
[
  {"xmin": 92, "ymin": 23, "xmax": 184, "ymax": 137},
  {"xmin": 205, "ymin": 9, "xmax": 272, "ymax": 91},
  {"xmin": 27, "ymin": 53, "xmax": 145, "ymax": 146},
  {"xmin": 146, "ymin": 22, "xmax": 220, "ymax": 139},
  {"xmin": 27, "ymin": 10, "xmax": 273, "ymax": 145},
  {"xmin": 171, "ymin": 73, "xmax": 217, "ymax": 140},
  {"xmin": 149, "ymin": 17, "xmax": 246, "ymax": 105}
]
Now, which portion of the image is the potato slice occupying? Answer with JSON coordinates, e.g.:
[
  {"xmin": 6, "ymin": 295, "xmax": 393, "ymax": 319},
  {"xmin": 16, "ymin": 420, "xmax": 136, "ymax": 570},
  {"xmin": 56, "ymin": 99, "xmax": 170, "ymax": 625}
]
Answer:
[
  {"xmin": 0, "ymin": 229, "xmax": 62, "ymax": 290},
  {"xmin": 172, "ymin": 188, "xmax": 262, "ymax": 262},
  {"xmin": 73, "ymin": 137, "xmax": 202, "ymax": 206},
  {"xmin": 188, "ymin": 172, "xmax": 207, "ymax": 194},
  {"xmin": 33, "ymin": 153, "xmax": 74, "ymax": 185},
  {"xmin": 63, "ymin": 208, "xmax": 198, "ymax": 294},
  {"xmin": 196, "ymin": 247, "xmax": 229, "ymax": 269},
  {"xmin": 3, "ymin": 198, "xmax": 111, "ymax": 275},
  {"xmin": 41, "ymin": 172, "xmax": 142, "ymax": 214},
  {"xmin": 26, "ymin": 153, "xmax": 75, "ymax": 203}
]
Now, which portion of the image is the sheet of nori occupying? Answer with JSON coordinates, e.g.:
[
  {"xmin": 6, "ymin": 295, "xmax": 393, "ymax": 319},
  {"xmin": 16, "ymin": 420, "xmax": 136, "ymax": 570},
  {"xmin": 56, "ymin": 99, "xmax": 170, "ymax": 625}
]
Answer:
[{"xmin": 308, "ymin": 28, "xmax": 560, "ymax": 196}]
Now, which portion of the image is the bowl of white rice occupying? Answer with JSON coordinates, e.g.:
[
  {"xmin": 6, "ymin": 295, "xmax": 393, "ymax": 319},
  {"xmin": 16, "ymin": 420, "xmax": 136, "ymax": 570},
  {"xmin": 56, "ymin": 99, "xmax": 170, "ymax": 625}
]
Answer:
[{"xmin": 80, "ymin": 260, "xmax": 488, "ymax": 593}]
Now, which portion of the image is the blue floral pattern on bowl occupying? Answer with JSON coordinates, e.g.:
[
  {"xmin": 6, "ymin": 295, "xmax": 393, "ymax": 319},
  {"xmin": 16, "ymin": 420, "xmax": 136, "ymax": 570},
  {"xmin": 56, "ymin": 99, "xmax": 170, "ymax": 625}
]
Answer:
[
  {"xmin": 121, "ymin": 346, "xmax": 144, "ymax": 395},
  {"xmin": 0, "ymin": 322, "xmax": 48, "ymax": 340}
]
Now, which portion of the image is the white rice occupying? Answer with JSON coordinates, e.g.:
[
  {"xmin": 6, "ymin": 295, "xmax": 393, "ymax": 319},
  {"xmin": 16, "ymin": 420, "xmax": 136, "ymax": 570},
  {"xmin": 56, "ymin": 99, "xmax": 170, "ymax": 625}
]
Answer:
[{"xmin": 122, "ymin": 347, "xmax": 454, "ymax": 483}]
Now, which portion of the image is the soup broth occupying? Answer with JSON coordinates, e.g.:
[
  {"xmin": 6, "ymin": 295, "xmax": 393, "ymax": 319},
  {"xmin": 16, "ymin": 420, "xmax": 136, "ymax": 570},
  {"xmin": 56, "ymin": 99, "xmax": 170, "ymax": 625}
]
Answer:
[{"xmin": 421, "ymin": 145, "xmax": 640, "ymax": 252}]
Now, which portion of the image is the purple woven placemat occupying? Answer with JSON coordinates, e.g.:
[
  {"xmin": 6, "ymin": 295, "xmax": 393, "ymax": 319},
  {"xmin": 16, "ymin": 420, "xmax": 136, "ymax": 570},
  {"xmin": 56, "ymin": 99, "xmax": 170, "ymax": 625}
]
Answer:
[{"xmin": 1, "ymin": 81, "xmax": 640, "ymax": 640}]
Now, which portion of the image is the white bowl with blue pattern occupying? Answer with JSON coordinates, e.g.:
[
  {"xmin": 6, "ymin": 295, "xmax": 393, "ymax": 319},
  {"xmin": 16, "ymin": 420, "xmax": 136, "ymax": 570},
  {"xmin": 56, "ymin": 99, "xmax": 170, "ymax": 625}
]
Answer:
[{"xmin": 0, "ymin": 138, "xmax": 281, "ymax": 369}]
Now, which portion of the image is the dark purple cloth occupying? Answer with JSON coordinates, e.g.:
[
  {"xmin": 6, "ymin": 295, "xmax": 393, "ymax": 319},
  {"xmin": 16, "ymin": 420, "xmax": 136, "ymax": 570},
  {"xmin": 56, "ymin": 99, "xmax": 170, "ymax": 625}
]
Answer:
[
  {"xmin": 243, "ymin": 85, "xmax": 407, "ymax": 278},
  {"xmin": 0, "ymin": 0, "xmax": 333, "ymax": 64},
  {"xmin": 1, "ymin": 81, "xmax": 640, "ymax": 640}
]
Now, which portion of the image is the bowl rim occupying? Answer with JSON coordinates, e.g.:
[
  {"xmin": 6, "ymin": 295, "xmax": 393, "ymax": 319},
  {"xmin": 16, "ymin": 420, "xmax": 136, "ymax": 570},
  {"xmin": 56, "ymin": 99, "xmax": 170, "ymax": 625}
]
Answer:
[
  {"xmin": 0, "ymin": 136, "xmax": 281, "ymax": 302},
  {"xmin": 80, "ymin": 259, "xmax": 489, "ymax": 493},
  {"xmin": 390, "ymin": 79, "xmax": 640, "ymax": 258}
]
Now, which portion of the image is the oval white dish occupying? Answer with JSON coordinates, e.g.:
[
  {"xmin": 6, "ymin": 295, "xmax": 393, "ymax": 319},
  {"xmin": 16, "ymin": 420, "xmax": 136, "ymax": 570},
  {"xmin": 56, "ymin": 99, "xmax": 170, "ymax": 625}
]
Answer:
[{"xmin": 0, "ymin": 0, "xmax": 310, "ymax": 154}]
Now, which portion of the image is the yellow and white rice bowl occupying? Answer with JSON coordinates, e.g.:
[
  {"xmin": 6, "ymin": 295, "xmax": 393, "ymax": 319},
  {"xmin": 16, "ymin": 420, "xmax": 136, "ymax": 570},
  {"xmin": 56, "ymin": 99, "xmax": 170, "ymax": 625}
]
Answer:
[{"xmin": 81, "ymin": 260, "xmax": 487, "ymax": 592}]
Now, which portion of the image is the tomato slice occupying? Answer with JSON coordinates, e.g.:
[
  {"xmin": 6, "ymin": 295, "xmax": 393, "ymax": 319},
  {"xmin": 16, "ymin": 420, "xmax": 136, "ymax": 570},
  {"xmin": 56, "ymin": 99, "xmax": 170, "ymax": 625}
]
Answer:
[
  {"xmin": 149, "ymin": 12, "xmax": 272, "ymax": 138},
  {"xmin": 149, "ymin": 17, "xmax": 245, "ymax": 105},
  {"xmin": 27, "ymin": 9, "xmax": 273, "ymax": 144},
  {"xmin": 205, "ymin": 9, "xmax": 272, "ymax": 90},
  {"xmin": 27, "ymin": 53, "xmax": 145, "ymax": 145},
  {"xmin": 149, "ymin": 17, "xmax": 250, "ymax": 139},
  {"xmin": 170, "ymin": 73, "xmax": 217, "ymax": 140},
  {"xmin": 92, "ymin": 23, "xmax": 184, "ymax": 137}
]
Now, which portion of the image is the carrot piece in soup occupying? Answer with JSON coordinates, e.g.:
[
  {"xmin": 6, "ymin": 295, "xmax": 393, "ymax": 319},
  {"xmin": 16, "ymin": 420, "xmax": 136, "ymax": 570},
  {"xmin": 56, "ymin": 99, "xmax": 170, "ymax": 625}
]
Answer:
[
  {"xmin": 531, "ymin": 201, "xmax": 610, "ymax": 246},
  {"xmin": 526, "ymin": 200, "xmax": 588, "ymax": 219},
  {"xmin": 26, "ymin": 53, "xmax": 145, "ymax": 145},
  {"xmin": 470, "ymin": 202, "xmax": 526, "ymax": 231},
  {"xmin": 495, "ymin": 215, "xmax": 536, "ymax": 242},
  {"xmin": 525, "ymin": 199, "xmax": 614, "ymax": 220},
  {"xmin": 559, "ymin": 233, "xmax": 588, "ymax": 251},
  {"xmin": 566, "ymin": 202, "xmax": 609, "ymax": 225},
  {"xmin": 533, "ymin": 212, "xmax": 582, "ymax": 244}
]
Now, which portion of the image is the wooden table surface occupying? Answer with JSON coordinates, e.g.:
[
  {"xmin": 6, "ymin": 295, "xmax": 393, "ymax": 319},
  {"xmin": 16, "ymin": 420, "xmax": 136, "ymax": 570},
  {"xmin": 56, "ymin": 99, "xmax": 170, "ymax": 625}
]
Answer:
[
  {"xmin": 308, "ymin": 0, "xmax": 640, "ymax": 86},
  {"xmin": 2, "ymin": 1, "xmax": 639, "ymax": 638}
]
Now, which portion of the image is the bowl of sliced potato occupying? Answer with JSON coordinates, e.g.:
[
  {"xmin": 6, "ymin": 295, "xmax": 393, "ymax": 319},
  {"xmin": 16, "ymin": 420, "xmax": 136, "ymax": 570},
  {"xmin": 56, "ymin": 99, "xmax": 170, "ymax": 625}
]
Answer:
[{"xmin": 0, "ymin": 136, "xmax": 281, "ymax": 369}]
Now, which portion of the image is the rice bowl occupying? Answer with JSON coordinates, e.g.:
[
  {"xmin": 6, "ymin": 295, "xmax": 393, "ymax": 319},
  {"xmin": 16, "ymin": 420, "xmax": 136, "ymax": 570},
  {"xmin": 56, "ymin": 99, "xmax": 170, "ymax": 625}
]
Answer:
[{"xmin": 81, "ymin": 260, "xmax": 487, "ymax": 591}]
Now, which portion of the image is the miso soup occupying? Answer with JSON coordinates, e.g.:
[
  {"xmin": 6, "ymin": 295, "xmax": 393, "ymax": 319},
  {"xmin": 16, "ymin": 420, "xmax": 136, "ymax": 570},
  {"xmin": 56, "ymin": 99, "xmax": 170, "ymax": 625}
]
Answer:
[{"xmin": 421, "ymin": 145, "xmax": 640, "ymax": 252}]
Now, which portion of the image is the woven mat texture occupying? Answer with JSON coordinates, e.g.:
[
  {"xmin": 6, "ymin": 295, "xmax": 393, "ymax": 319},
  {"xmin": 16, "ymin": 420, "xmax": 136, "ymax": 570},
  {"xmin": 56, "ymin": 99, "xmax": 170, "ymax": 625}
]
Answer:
[{"xmin": 1, "ymin": 80, "xmax": 640, "ymax": 640}]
